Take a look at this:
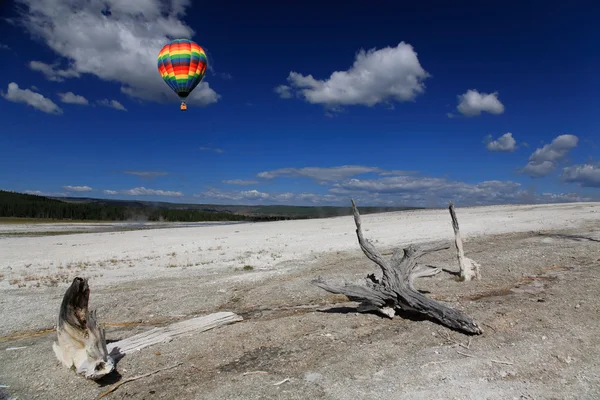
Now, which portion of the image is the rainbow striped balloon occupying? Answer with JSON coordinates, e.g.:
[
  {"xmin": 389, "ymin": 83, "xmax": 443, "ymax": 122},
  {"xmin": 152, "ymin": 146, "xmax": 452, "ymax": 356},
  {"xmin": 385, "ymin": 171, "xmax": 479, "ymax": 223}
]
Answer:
[{"xmin": 157, "ymin": 39, "xmax": 208, "ymax": 101}]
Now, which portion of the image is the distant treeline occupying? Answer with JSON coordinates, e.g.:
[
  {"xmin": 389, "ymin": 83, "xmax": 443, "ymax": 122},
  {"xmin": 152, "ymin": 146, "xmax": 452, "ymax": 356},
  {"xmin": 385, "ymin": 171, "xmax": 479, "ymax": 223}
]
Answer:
[
  {"xmin": 0, "ymin": 190, "xmax": 422, "ymax": 223},
  {"xmin": 0, "ymin": 190, "xmax": 293, "ymax": 222}
]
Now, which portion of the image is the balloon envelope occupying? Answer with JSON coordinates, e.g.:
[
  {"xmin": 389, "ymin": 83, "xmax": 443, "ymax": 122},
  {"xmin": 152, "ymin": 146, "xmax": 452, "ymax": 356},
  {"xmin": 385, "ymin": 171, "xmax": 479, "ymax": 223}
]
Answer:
[{"xmin": 157, "ymin": 39, "xmax": 208, "ymax": 100}]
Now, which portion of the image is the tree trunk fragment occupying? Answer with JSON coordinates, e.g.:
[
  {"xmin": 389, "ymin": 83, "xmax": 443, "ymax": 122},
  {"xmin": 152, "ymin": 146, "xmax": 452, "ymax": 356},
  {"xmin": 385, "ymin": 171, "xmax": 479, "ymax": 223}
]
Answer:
[{"xmin": 448, "ymin": 201, "xmax": 481, "ymax": 281}]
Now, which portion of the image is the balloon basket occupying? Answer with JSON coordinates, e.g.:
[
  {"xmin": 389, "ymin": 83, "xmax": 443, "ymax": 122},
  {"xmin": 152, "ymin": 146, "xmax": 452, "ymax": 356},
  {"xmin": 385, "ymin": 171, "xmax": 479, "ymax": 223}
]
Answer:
[{"xmin": 180, "ymin": 102, "xmax": 187, "ymax": 111}]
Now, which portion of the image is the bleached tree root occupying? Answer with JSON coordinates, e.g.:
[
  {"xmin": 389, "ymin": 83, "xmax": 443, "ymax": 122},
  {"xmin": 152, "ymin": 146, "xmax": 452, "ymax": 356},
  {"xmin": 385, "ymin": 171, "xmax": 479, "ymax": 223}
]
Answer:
[
  {"xmin": 448, "ymin": 201, "xmax": 481, "ymax": 281},
  {"xmin": 52, "ymin": 277, "xmax": 115, "ymax": 380},
  {"xmin": 312, "ymin": 200, "xmax": 483, "ymax": 335},
  {"xmin": 54, "ymin": 277, "xmax": 243, "ymax": 379}
]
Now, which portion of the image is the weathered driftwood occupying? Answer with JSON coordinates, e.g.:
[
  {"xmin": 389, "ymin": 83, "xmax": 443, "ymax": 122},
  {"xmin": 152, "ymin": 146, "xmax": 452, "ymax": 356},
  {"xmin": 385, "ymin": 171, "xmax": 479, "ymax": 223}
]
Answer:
[
  {"xmin": 52, "ymin": 277, "xmax": 115, "ymax": 380},
  {"xmin": 54, "ymin": 277, "xmax": 243, "ymax": 379},
  {"xmin": 448, "ymin": 201, "xmax": 481, "ymax": 281},
  {"xmin": 312, "ymin": 200, "xmax": 482, "ymax": 335},
  {"xmin": 107, "ymin": 312, "xmax": 243, "ymax": 360}
]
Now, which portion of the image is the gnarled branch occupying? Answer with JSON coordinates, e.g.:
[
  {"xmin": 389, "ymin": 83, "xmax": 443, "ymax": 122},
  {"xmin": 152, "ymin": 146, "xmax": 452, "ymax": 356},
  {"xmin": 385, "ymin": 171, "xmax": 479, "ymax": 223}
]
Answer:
[{"xmin": 313, "ymin": 200, "xmax": 482, "ymax": 335}]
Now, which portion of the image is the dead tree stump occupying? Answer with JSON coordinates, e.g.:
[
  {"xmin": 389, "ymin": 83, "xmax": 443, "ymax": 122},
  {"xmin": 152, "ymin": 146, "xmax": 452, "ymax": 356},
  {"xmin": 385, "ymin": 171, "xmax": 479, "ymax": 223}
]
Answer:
[
  {"xmin": 53, "ymin": 277, "xmax": 244, "ymax": 380},
  {"xmin": 312, "ymin": 200, "xmax": 483, "ymax": 335},
  {"xmin": 448, "ymin": 201, "xmax": 481, "ymax": 281},
  {"xmin": 52, "ymin": 277, "xmax": 115, "ymax": 380}
]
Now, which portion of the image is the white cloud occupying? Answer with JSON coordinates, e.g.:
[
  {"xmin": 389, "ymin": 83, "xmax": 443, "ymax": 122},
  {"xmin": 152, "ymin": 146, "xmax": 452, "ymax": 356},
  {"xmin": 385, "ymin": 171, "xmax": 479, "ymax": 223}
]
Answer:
[
  {"xmin": 199, "ymin": 147, "xmax": 224, "ymax": 153},
  {"xmin": 378, "ymin": 169, "xmax": 419, "ymax": 177},
  {"xmin": 122, "ymin": 187, "xmax": 183, "ymax": 196},
  {"xmin": 191, "ymin": 167, "xmax": 599, "ymax": 206},
  {"xmin": 29, "ymin": 61, "xmax": 80, "ymax": 82},
  {"xmin": 16, "ymin": 0, "xmax": 219, "ymax": 106},
  {"xmin": 194, "ymin": 188, "xmax": 288, "ymax": 203},
  {"xmin": 58, "ymin": 91, "xmax": 89, "ymax": 105},
  {"xmin": 296, "ymin": 193, "xmax": 340, "ymax": 204},
  {"xmin": 98, "ymin": 99, "xmax": 127, "ymax": 111},
  {"xmin": 561, "ymin": 163, "xmax": 600, "ymax": 187},
  {"xmin": 124, "ymin": 170, "xmax": 168, "ymax": 178},
  {"xmin": 257, "ymin": 165, "xmax": 382, "ymax": 182},
  {"xmin": 24, "ymin": 190, "xmax": 66, "ymax": 197},
  {"xmin": 195, "ymin": 188, "xmax": 336, "ymax": 205},
  {"xmin": 1, "ymin": 82, "xmax": 63, "ymax": 114},
  {"xmin": 521, "ymin": 134, "xmax": 579, "ymax": 178},
  {"xmin": 240, "ymin": 190, "xmax": 270, "ymax": 200},
  {"xmin": 62, "ymin": 185, "xmax": 93, "ymax": 192},
  {"xmin": 327, "ymin": 175, "xmax": 595, "ymax": 206},
  {"xmin": 485, "ymin": 132, "xmax": 517, "ymax": 152},
  {"xmin": 222, "ymin": 179, "xmax": 260, "ymax": 185},
  {"xmin": 330, "ymin": 175, "xmax": 524, "ymax": 204},
  {"xmin": 103, "ymin": 190, "xmax": 118, "ymax": 195},
  {"xmin": 274, "ymin": 85, "xmax": 293, "ymax": 99},
  {"xmin": 277, "ymin": 41, "xmax": 430, "ymax": 107},
  {"xmin": 457, "ymin": 89, "xmax": 504, "ymax": 117},
  {"xmin": 0, "ymin": 43, "xmax": 10, "ymax": 50},
  {"xmin": 538, "ymin": 192, "xmax": 593, "ymax": 203}
]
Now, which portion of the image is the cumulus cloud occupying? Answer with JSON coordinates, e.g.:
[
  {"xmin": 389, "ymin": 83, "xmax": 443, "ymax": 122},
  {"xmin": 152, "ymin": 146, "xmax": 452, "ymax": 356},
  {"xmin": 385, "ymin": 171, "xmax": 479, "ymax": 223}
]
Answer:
[
  {"xmin": 98, "ymin": 99, "xmax": 127, "ymax": 111},
  {"xmin": 103, "ymin": 190, "xmax": 118, "ymax": 195},
  {"xmin": 222, "ymin": 179, "xmax": 260, "ymax": 185},
  {"xmin": 331, "ymin": 175, "xmax": 597, "ymax": 206},
  {"xmin": 62, "ymin": 185, "xmax": 93, "ymax": 192},
  {"xmin": 538, "ymin": 192, "xmax": 593, "ymax": 203},
  {"xmin": 199, "ymin": 147, "xmax": 224, "ymax": 153},
  {"xmin": 24, "ymin": 190, "xmax": 66, "ymax": 197},
  {"xmin": 258, "ymin": 165, "xmax": 382, "ymax": 182},
  {"xmin": 194, "ymin": 188, "xmax": 352, "ymax": 206},
  {"xmin": 274, "ymin": 85, "xmax": 293, "ymax": 99},
  {"xmin": 485, "ymin": 132, "xmax": 517, "ymax": 152},
  {"xmin": 277, "ymin": 42, "xmax": 430, "ymax": 108},
  {"xmin": 457, "ymin": 90, "xmax": 504, "ymax": 117},
  {"xmin": 521, "ymin": 134, "xmax": 579, "ymax": 178},
  {"xmin": 122, "ymin": 187, "xmax": 183, "ymax": 196},
  {"xmin": 58, "ymin": 91, "xmax": 89, "ymax": 105},
  {"xmin": 16, "ymin": 0, "xmax": 219, "ymax": 106},
  {"xmin": 378, "ymin": 169, "xmax": 419, "ymax": 176},
  {"xmin": 295, "ymin": 193, "xmax": 340, "ymax": 204},
  {"xmin": 194, "ymin": 188, "xmax": 292, "ymax": 203},
  {"xmin": 561, "ymin": 163, "xmax": 600, "ymax": 187},
  {"xmin": 124, "ymin": 170, "xmax": 168, "ymax": 178},
  {"xmin": 29, "ymin": 61, "xmax": 80, "ymax": 82},
  {"xmin": 1, "ymin": 82, "xmax": 63, "ymax": 114},
  {"xmin": 193, "ymin": 167, "xmax": 598, "ymax": 206},
  {"xmin": 329, "ymin": 176, "xmax": 524, "ymax": 205}
]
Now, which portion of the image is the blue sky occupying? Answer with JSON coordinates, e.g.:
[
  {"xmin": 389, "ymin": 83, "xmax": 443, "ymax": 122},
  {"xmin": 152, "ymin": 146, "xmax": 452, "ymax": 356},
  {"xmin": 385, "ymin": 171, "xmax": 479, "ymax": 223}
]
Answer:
[{"xmin": 1, "ymin": 0, "xmax": 599, "ymax": 207}]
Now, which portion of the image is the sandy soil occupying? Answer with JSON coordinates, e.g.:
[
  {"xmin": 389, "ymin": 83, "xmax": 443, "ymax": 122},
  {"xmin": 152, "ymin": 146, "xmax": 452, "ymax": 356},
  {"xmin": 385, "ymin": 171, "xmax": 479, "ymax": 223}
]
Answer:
[{"xmin": 1, "ymin": 202, "xmax": 599, "ymax": 399}]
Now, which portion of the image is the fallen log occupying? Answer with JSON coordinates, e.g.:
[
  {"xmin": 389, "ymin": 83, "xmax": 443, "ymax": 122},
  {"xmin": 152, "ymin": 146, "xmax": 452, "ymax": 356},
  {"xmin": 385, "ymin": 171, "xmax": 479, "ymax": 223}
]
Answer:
[
  {"xmin": 312, "ymin": 200, "xmax": 483, "ymax": 335},
  {"xmin": 53, "ymin": 277, "xmax": 243, "ymax": 379},
  {"xmin": 448, "ymin": 201, "xmax": 481, "ymax": 281},
  {"xmin": 107, "ymin": 312, "xmax": 243, "ymax": 360}
]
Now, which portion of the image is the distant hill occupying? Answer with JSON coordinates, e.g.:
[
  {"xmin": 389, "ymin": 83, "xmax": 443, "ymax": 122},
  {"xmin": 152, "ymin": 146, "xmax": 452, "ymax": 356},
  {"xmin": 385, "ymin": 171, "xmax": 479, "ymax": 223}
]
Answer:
[
  {"xmin": 51, "ymin": 196, "xmax": 423, "ymax": 218},
  {"xmin": 0, "ymin": 190, "xmax": 423, "ymax": 222}
]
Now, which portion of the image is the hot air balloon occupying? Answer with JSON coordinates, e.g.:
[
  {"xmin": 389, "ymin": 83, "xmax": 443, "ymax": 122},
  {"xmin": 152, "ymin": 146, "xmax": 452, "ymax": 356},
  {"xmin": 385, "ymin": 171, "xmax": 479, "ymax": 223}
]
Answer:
[{"xmin": 157, "ymin": 38, "xmax": 208, "ymax": 111}]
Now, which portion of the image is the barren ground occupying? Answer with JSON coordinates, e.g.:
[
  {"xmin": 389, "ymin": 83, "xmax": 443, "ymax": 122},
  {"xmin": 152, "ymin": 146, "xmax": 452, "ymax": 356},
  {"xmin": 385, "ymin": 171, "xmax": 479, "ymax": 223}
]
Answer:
[{"xmin": 1, "ymin": 203, "xmax": 599, "ymax": 400}]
